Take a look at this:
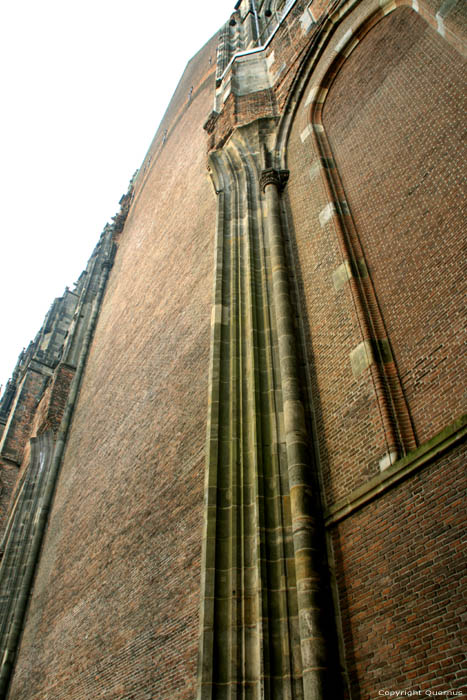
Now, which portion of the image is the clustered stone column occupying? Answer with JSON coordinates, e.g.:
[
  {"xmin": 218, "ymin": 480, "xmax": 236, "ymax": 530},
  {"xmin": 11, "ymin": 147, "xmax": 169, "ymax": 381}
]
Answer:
[{"xmin": 260, "ymin": 167, "xmax": 329, "ymax": 699}]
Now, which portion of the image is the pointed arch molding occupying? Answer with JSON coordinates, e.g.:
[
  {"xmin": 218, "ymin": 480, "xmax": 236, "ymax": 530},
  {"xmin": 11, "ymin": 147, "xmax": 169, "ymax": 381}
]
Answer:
[
  {"xmin": 276, "ymin": 0, "xmax": 466, "ymax": 468},
  {"xmin": 277, "ymin": 0, "xmax": 465, "ymax": 155},
  {"xmin": 198, "ymin": 119, "xmax": 338, "ymax": 698},
  {"xmin": 198, "ymin": 0, "xmax": 465, "ymax": 697}
]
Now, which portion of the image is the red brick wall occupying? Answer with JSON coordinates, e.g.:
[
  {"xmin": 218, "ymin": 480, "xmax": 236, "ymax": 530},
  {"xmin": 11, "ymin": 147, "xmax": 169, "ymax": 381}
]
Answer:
[
  {"xmin": 43, "ymin": 364, "xmax": 75, "ymax": 434},
  {"xmin": 286, "ymin": 84, "xmax": 385, "ymax": 503},
  {"xmin": 285, "ymin": 1, "xmax": 466, "ymax": 506},
  {"xmin": 0, "ymin": 370, "xmax": 50, "ymax": 533},
  {"xmin": 0, "ymin": 371, "xmax": 48, "ymax": 465},
  {"xmin": 331, "ymin": 443, "xmax": 467, "ymax": 697},
  {"xmin": 0, "ymin": 460, "xmax": 19, "ymax": 535},
  {"xmin": 0, "ymin": 364, "xmax": 76, "ymax": 537},
  {"xmin": 284, "ymin": 3, "xmax": 466, "ymax": 696},
  {"xmin": 9, "ymin": 36, "xmax": 218, "ymax": 700},
  {"xmin": 323, "ymin": 6, "xmax": 466, "ymax": 446}
]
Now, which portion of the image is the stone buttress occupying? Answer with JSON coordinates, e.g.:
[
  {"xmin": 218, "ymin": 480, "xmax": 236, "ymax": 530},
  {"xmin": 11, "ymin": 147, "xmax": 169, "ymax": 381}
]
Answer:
[{"xmin": 0, "ymin": 184, "xmax": 134, "ymax": 696}]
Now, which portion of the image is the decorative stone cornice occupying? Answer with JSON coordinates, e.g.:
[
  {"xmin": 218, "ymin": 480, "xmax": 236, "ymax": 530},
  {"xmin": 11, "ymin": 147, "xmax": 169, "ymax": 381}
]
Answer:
[{"xmin": 260, "ymin": 167, "xmax": 289, "ymax": 192}]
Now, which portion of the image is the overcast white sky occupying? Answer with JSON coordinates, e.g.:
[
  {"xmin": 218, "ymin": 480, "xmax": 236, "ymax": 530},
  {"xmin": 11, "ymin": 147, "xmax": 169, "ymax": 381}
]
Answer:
[{"xmin": 0, "ymin": 0, "xmax": 235, "ymax": 394}]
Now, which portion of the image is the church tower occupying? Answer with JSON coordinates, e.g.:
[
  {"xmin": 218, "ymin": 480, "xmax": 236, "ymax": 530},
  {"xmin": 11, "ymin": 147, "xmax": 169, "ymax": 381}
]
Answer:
[{"xmin": 0, "ymin": 1, "xmax": 465, "ymax": 698}]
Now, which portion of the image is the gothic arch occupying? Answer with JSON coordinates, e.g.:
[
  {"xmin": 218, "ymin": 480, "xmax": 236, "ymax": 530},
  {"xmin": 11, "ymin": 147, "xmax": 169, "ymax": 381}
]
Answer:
[
  {"xmin": 275, "ymin": 0, "xmax": 466, "ymax": 490},
  {"xmin": 276, "ymin": 0, "xmax": 466, "ymax": 165}
]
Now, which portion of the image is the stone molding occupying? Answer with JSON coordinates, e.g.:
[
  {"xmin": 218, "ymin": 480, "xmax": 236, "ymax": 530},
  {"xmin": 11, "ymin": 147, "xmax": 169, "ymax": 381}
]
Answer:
[
  {"xmin": 198, "ymin": 122, "xmax": 340, "ymax": 699},
  {"xmin": 324, "ymin": 415, "xmax": 467, "ymax": 527}
]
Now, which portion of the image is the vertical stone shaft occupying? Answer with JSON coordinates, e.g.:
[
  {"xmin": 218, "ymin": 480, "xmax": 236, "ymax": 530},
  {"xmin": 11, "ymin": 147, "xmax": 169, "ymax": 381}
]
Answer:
[
  {"xmin": 261, "ymin": 169, "xmax": 328, "ymax": 699},
  {"xmin": 200, "ymin": 146, "xmax": 306, "ymax": 697}
]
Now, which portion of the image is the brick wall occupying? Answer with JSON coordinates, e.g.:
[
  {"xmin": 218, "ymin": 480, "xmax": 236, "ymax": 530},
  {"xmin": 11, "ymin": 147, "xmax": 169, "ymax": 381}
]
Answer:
[
  {"xmin": 331, "ymin": 444, "xmax": 466, "ymax": 698},
  {"xmin": 0, "ymin": 370, "xmax": 48, "ymax": 465},
  {"xmin": 283, "ymin": 1, "xmax": 466, "ymax": 696},
  {"xmin": 9, "ymin": 35, "xmax": 219, "ymax": 700},
  {"xmin": 4, "ymin": 2, "xmax": 465, "ymax": 698},
  {"xmin": 285, "ymin": 0, "xmax": 466, "ymax": 504},
  {"xmin": 286, "ymin": 70, "xmax": 385, "ymax": 503},
  {"xmin": 323, "ymin": 6, "xmax": 466, "ymax": 447}
]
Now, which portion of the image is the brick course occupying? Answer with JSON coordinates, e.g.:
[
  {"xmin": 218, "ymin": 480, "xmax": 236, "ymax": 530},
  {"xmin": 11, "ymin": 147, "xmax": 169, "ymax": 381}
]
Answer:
[
  {"xmin": 323, "ymin": 6, "xmax": 466, "ymax": 447},
  {"xmin": 8, "ymin": 35, "xmax": 218, "ymax": 700},
  {"xmin": 1, "ymin": 1, "xmax": 464, "ymax": 697},
  {"xmin": 285, "ymin": 1, "xmax": 466, "ymax": 505},
  {"xmin": 331, "ymin": 443, "xmax": 467, "ymax": 698}
]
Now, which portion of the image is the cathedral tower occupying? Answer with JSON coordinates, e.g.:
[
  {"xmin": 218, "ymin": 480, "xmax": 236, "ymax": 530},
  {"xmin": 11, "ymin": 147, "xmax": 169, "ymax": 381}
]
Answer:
[{"xmin": 0, "ymin": 1, "xmax": 465, "ymax": 698}]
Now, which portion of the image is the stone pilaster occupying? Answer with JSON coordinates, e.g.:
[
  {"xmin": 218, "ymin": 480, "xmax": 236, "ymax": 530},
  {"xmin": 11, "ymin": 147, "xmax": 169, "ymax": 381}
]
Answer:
[
  {"xmin": 198, "ymin": 125, "xmax": 338, "ymax": 699},
  {"xmin": 261, "ymin": 166, "xmax": 331, "ymax": 699}
]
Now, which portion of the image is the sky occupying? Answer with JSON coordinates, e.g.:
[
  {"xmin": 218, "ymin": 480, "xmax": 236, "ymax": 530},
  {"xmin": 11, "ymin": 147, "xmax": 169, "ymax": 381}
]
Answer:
[{"xmin": 0, "ymin": 0, "xmax": 236, "ymax": 394}]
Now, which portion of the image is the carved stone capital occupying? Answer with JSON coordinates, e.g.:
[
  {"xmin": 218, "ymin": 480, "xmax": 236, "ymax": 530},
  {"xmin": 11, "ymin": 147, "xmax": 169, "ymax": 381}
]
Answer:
[
  {"xmin": 260, "ymin": 168, "xmax": 289, "ymax": 193},
  {"xmin": 203, "ymin": 110, "xmax": 220, "ymax": 134}
]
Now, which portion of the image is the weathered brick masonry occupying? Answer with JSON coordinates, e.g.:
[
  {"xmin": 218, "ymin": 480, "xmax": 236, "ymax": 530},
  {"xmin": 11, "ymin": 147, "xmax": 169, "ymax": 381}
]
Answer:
[
  {"xmin": 286, "ymin": 0, "xmax": 466, "ymax": 502},
  {"xmin": 322, "ymin": 6, "xmax": 466, "ymax": 446},
  {"xmin": 283, "ymin": 0, "xmax": 466, "ymax": 696},
  {"xmin": 6, "ymin": 33, "xmax": 219, "ymax": 700},
  {"xmin": 331, "ymin": 444, "xmax": 466, "ymax": 698},
  {"xmin": 0, "ymin": 1, "xmax": 465, "ymax": 698}
]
